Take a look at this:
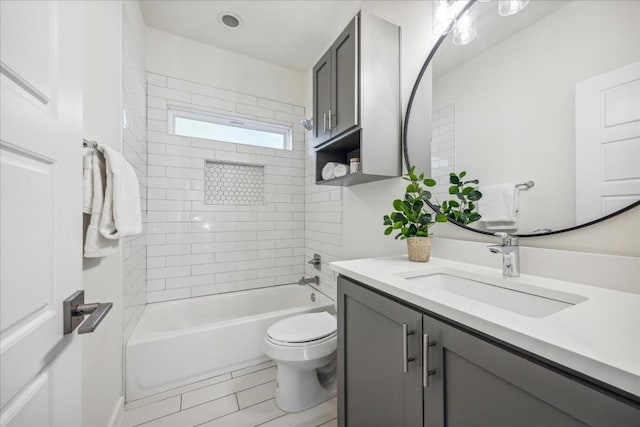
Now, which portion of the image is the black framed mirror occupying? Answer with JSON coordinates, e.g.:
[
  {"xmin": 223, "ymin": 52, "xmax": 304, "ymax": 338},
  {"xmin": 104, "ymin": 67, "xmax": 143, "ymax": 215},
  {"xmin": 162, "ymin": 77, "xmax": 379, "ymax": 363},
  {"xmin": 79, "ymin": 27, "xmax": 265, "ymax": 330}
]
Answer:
[{"xmin": 403, "ymin": 0, "xmax": 640, "ymax": 237}]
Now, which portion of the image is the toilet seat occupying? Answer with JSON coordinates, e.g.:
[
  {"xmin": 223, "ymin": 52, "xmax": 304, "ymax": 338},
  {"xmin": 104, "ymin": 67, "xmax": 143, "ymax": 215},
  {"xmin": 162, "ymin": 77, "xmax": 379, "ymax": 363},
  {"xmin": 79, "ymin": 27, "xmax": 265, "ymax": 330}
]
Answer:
[
  {"xmin": 266, "ymin": 331, "xmax": 336, "ymax": 347},
  {"xmin": 266, "ymin": 312, "xmax": 336, "ymax": 345},
  {"xmin": 263, "ymin": 311, "xmax": 337, "ymax": 363}
]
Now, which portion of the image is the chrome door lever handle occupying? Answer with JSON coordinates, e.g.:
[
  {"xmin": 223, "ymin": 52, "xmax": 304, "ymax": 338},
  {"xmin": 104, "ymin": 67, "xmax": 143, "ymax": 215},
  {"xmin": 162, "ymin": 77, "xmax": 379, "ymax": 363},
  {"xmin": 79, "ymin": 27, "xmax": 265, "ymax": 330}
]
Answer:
[
  {"xmin": 63, "ymin": 290, "xmax": 113, "ymax": 334},
  {"xmin": 77, "ymin": 302, "xmax": 113, "ymax": 334}
]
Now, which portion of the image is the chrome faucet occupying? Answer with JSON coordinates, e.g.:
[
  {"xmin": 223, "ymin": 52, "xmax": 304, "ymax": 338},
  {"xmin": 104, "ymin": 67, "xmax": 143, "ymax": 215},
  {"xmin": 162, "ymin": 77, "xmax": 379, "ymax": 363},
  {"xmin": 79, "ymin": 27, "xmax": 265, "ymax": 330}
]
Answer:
[
  {"xmin": 488, "ymin": 233, "xmax": 520, "ymax": 278},
  {"xmin": 298, "ymin": 276, "xmax": 319, "ymax": 286}
]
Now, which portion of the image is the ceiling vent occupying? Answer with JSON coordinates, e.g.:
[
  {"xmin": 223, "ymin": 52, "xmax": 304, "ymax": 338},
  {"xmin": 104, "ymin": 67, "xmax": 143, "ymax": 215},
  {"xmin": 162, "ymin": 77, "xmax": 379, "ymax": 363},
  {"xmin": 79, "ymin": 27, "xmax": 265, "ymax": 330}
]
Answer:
[{"xmin": 218, "ymin": 12, "xmax": 242, "ymax": 30}]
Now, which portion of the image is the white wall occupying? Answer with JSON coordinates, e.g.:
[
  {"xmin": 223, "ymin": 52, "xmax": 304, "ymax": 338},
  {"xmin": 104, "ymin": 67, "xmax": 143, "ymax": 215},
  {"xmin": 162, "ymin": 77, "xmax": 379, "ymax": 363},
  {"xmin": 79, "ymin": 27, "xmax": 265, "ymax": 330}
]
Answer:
[
  {"xmin": 303, "ymin": 2, "xmax": 436, "ymax": 298},
  {"xmin": 341, "ymin": 0, "xmax": 436, "ymax": 262},
  {"xmin": 82, "ymin": 1, "xmax": 124, "ymax": 425},
  {"xmin": 335, "ymin": 0, "xmax": 640, "ymax": 262},
  {"xmin": 433, "ymin": 0, "xmax": 640, "ymax": 232},
  {"xmin": 145, "ymin": 28, "xmax": 306, "ymax": 106}
]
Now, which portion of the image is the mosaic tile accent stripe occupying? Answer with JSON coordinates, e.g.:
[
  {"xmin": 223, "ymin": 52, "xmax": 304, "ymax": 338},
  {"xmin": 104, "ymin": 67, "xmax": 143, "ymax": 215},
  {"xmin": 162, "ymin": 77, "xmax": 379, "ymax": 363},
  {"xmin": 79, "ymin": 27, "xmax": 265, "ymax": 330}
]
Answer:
[{"xmin": 205, "ymin": 161, "xmax": 265, "ymax": 205}]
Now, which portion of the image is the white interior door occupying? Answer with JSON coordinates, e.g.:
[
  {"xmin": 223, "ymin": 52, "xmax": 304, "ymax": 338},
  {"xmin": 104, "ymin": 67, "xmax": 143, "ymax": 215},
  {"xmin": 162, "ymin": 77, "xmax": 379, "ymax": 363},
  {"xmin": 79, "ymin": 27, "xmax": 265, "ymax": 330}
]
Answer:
[
  {"xmin": 575, "ymin": 61, "xmax": 640, "ymax": 224},
  {"xmin": 1, "ymin": 1, "xmax": 83, "ymax": 426}
]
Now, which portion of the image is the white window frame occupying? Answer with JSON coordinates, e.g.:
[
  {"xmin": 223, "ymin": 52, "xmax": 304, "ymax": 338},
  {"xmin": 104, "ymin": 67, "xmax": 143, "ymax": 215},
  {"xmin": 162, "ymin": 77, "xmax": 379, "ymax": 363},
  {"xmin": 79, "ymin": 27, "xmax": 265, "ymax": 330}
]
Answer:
[{"xmin": 167, "ymin": 107, "xmax": 292, "ymax": 150}]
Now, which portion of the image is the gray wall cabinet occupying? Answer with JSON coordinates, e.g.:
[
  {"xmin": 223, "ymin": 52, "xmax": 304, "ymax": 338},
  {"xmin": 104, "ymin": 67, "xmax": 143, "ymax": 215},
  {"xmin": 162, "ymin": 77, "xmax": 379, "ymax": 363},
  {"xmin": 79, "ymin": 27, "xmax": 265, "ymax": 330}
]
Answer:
[
  {"xmin": 313, "ymin": 11, "xmax": 401, "ymax": 186},
  {"xmin": 313, "ymin": 17, "xmax": 357, "ymax": 144},
  {"xmin": 312, "ymin": 49, "xmax": 332, "ymax": 146},
  {"xmin": 338, "ymin": 275, "xmax": 640, "ymax": 427}
]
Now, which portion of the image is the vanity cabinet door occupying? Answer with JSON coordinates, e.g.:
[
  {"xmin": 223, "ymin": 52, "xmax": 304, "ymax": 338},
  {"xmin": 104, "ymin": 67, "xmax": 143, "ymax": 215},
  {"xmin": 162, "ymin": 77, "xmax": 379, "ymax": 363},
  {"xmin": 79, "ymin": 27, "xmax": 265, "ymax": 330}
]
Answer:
[
  {"xmin": 312, "ymin": 49, "xmax": 332, "ymax": 145},
  {"xmin": 338, "ymin": 276, "xmax": 423, "ymax": 427},
  {"xmin": 330, "ymin": 16, "xmax": 358, "ymax": 138},
  {"xmin": 423, "ymin": 315, "xmax": 640, "ymax": 427}
]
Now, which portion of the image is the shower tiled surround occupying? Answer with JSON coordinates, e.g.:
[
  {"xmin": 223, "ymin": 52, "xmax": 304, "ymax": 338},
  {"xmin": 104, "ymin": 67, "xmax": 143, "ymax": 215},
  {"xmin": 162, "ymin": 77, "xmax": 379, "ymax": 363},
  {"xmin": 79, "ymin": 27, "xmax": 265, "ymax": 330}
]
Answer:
[
  {"xmin": 145, "ymin": 73, "xmax": 306, "ymax": 302},
  {"xmin": 122, "ymin": 4, "xmax": 147, "ymax": 341}
]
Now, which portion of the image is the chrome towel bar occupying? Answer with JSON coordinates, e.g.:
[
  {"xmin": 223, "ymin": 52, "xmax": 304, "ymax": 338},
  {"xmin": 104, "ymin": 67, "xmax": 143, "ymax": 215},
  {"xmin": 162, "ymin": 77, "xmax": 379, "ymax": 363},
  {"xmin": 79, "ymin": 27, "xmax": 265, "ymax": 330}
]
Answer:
[
  {"xmin": 83, "ymin": 139, "xmax": 98, "ymax": 149},
  {"xmin": 516, "ymin": 181, "xmax": 535, "ymax": 189}
]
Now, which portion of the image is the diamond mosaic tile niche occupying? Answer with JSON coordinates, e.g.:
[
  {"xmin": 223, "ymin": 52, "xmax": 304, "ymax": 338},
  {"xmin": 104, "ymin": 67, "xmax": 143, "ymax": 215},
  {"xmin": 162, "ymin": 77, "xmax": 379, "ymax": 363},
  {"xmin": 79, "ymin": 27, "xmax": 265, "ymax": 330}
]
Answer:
[{"xmin": 205, "ymin": 160, "xmax": 265, "ymax": 205}]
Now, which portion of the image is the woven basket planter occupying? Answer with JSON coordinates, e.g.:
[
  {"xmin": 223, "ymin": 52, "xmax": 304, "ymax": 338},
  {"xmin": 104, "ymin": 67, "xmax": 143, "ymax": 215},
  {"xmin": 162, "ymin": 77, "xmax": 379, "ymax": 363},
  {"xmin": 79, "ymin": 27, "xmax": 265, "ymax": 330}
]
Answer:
[{"xmin": 406, "ymin": 236, "xmax": 432, "ymax": 262}]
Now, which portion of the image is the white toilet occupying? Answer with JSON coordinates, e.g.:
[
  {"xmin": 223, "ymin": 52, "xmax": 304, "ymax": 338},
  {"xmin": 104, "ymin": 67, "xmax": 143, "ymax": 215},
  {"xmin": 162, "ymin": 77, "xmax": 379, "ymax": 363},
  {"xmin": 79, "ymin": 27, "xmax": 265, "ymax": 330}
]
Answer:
[{"xmin": 262, "ymin": 311, "xmax": 337, "ymax": 412}]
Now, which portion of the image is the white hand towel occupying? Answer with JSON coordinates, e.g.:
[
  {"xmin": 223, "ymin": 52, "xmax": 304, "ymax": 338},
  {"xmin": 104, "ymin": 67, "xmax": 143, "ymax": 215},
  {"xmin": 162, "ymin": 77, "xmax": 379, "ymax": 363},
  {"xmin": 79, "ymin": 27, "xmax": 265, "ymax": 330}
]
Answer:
[
  {"xmin": 322, "ymin": 162, "xmax": 349, "ymax": 180},
  {"xmin": 84, "ymin": 150, "xmax": 118, "ymax": 257},
  {"xmin": 478, "ymin": 183, "xmax": 519, "ymax": 230},
  {"xmin": 334, "ymin": 163, "xmax": 348, "ymax": 177},
  {"xmin": 99, "ymin": 145, "xmax": 143, "ymax": 239},
  {"xmin": 83, "ymin": 147, "xmax": 94, "ymax": 214},
  {"xmin": 322, "ymin": 162, "xmax": 336, "ymax": 180}
]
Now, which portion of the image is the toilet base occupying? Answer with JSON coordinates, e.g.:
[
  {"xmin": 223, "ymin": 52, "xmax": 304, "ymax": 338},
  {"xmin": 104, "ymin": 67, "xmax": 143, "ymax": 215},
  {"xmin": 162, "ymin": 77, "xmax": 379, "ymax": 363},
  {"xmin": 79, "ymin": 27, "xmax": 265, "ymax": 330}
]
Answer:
[{"xmin": 274, "ymin": 362, "xmax": 337, "ymax": 412}]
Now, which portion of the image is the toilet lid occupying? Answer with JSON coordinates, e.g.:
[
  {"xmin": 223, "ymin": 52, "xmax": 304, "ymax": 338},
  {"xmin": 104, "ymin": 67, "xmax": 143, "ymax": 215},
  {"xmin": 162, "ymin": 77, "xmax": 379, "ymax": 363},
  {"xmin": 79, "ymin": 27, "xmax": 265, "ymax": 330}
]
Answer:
[{"xmin": 267, "ymin": 312, "xmax": 336, "ymax": 343}]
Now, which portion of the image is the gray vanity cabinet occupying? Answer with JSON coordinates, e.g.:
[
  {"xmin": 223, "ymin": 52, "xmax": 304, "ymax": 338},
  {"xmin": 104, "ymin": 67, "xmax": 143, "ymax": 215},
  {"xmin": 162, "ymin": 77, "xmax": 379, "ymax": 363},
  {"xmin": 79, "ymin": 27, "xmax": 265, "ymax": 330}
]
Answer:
[
  {"xmin": 423, "ymin": 315, "xmax": 640, "ymax": 427},
  {"xmin": 338, "ymin": 275, "xmax": 640, "ymax": 427},
  {"xmin": 337, "ymin": 276, "xmax": 423, "ymax": 427}
]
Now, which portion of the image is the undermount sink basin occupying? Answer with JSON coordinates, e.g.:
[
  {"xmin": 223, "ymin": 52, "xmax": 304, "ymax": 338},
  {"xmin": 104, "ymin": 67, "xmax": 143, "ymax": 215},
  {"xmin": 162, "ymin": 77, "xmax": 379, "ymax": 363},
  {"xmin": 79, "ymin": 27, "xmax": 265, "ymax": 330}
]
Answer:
[{"xmin": 401, "ymin": 272, "xmax": 588, "ymax": 318}]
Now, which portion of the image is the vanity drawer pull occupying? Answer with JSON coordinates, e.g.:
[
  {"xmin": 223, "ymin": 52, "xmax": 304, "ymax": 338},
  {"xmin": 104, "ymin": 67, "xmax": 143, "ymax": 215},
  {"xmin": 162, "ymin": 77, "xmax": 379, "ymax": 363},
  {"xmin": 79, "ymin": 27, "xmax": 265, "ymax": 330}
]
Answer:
[
  {"xmin": 402, "ymin": 323, "xmax": 416, "ymax": 373},
  {"xmin": 423, "ymin": 333, "xmax": 436, "ymax": 387}
]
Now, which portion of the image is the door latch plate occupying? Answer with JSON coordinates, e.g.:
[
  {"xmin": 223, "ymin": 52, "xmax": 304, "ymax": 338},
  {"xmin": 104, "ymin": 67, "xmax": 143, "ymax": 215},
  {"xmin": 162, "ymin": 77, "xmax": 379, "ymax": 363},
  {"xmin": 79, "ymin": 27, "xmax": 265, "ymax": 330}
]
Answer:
[{"xmin": 63, "ymin": 290, "xmax": 85, "ymax": 334}]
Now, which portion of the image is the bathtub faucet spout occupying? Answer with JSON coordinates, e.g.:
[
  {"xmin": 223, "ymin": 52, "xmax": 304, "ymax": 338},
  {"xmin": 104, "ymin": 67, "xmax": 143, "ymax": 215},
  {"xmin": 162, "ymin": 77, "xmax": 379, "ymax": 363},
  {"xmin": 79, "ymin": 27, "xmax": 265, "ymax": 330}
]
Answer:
[{"xmin": 298, "ymin": 276, "xmax": 319, "ymax": 286}]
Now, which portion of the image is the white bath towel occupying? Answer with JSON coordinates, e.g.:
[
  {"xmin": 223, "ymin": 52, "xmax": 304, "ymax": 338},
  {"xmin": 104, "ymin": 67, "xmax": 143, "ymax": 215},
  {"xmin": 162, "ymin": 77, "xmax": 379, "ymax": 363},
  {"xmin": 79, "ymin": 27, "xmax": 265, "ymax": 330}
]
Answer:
[
  {"xmin": 83, "ymin": 148, "xmax": 94, "ymax": 214},
  {"xmin": 478, "ymin": 183, "xmax": 519, "ymax": 230},
  {"xmin": 84, "ymin": 149, "xmax": 118, "ymax": 257},
  {"xmin": 321, "ymin": 162, "xmax": 349, "ymax": 180},
  {"xmin": 99, "ymin": 145, "xmax": 142, "ymax": 239}
]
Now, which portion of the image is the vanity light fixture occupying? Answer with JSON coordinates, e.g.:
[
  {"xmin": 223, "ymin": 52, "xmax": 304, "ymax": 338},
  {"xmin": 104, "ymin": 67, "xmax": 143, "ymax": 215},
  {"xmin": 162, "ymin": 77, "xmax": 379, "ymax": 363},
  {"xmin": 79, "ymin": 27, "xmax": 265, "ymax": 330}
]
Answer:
[
  {"xmin": 498, "ymin": 0, "xmax": 530, "ymax": 17},
  {"xmin": 432, "ymin": 0, "xmax": 457, "ymax": 35},
  {"xmin": 218, "ymin": 12, "xmax": 243, "ymax": 30},
  {"xmin": 444, "ymin": 0, "xmax": 530, "ymax": 48},
  {"xmin": 452, "ymin": 10, "xmax": 477, "ymax": 45}
]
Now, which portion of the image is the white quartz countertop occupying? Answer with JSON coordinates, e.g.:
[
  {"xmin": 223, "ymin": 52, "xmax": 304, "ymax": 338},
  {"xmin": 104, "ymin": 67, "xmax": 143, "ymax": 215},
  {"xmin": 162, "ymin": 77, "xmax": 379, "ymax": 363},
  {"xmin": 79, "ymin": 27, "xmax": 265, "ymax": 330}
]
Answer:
[{"xmin": 331, "ymin": 256, "xmax": 640, "ymax": 399}]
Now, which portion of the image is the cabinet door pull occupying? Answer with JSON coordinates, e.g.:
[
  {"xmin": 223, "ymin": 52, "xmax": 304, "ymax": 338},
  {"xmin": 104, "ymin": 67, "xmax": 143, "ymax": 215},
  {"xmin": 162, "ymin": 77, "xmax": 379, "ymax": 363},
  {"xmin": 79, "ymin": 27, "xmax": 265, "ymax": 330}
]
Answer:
[
  {"xmin": 323, "ymin": 113, "xmax": 327, "ymax": 134},
  {"xmin": 402, "ymin": 323, "xmax": 415, "ymax": 373},
  {"xmin": 423, "ymin": 333, "xmax": 436, "ymax": 387},
  {"xmin": 328, "ymin": 109, "xmax": 333, "ymax": 130}
]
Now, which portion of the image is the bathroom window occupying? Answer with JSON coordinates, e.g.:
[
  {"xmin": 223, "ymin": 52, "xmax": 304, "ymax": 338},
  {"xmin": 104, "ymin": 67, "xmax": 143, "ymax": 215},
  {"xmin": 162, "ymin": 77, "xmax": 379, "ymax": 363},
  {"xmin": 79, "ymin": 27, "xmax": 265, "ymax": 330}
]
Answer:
[{"xmin": 168, "ymin": 107, "xmax": 292, "ymax": 150}]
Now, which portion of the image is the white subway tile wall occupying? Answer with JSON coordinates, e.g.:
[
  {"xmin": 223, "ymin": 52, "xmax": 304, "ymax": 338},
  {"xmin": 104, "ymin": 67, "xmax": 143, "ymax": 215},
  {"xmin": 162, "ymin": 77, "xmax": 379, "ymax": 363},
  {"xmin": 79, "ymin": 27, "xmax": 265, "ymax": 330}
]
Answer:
[
  {"xmin": 122, "ymin": 6, "xmax": 147, "ymax": 342},
  {"xmin": 146, "ymin": 73, "xmax": 307, "ymax": 302},
  {"xmin": 431, "ymin": 104, "xmax": 456, "ymax": 204},
  {"xmin": 304, "ymin": 133, "xmax": 342, "ymax": 301}
]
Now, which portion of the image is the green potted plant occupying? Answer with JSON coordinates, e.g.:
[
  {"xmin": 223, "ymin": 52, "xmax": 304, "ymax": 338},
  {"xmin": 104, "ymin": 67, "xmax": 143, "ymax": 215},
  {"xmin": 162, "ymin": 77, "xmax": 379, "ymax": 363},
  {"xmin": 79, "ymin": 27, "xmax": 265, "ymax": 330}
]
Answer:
[
  {"xmin": 438, "ymin": 171, "xmax": 483, "ymax": 225},
  {"xmin": 383, "ymin": 166, "xmax": 448, "ymax": 262}
]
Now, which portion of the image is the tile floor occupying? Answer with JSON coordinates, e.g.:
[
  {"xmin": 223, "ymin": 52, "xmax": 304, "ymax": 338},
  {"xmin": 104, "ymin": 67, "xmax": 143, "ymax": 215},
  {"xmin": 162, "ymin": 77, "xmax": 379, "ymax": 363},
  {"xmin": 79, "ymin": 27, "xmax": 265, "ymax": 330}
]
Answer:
[{"xmin": 123, "ymin": 360, "xmax": 337, "ymax": 427}]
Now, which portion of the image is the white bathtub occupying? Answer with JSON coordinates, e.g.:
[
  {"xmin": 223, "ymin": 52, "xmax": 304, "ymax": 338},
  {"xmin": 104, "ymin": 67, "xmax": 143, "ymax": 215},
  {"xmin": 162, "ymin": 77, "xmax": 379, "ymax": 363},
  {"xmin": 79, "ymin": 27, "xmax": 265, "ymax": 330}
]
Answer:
[{"xmin": 125, "ymin": 284, "xmax": 334, "ymax": 401}]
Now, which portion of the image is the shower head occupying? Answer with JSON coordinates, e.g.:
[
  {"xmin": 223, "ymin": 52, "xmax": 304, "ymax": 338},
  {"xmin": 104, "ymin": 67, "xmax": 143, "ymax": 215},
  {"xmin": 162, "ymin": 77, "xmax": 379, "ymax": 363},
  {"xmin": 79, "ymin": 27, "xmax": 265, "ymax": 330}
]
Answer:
[{"xmin": 300, "ymin": 118, "xmax": 313, "ymax": 131}]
